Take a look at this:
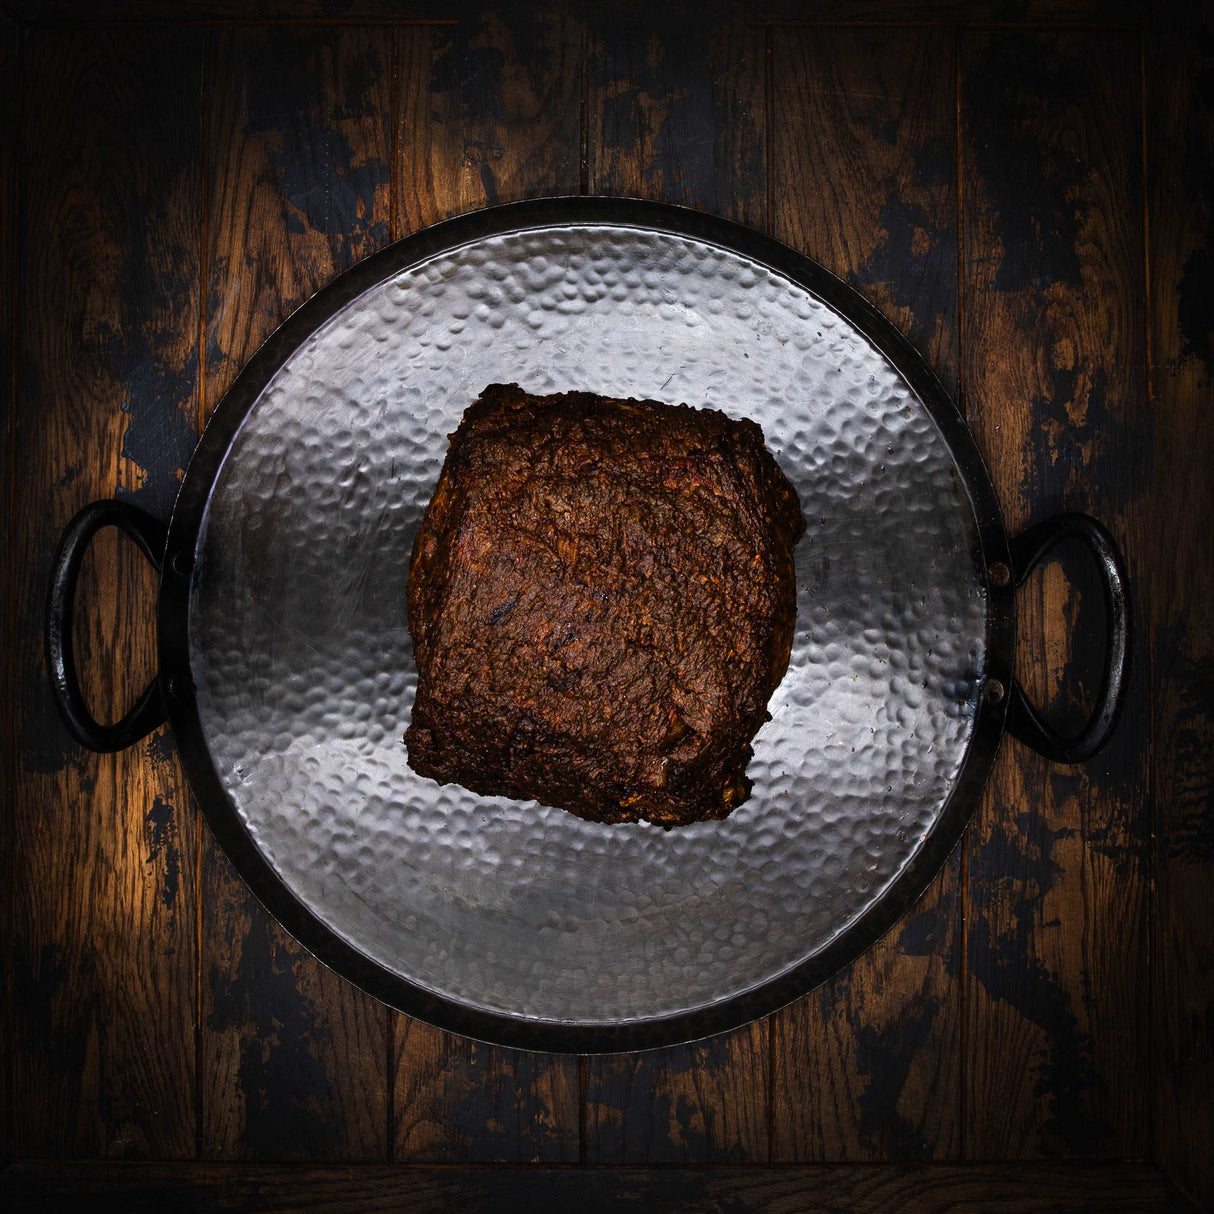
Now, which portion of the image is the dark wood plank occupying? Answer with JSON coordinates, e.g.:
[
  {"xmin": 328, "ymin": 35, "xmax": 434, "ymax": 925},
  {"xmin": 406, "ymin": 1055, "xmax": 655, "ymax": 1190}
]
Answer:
[
  {"xmin": 393, "ymin": 1020, "xmax": 578, "ymax": 1163},
  {"xmin": 395, "ymin": 10, "xmax": 581, "ymax": 232},
  {"xmin": 768, "ymin": 25, "xmax": 961, "ymax": 1162},
  {"xmin": 584, "ymin": 1029, "xmax": 769, "ymax": 1164},
  {"xmin": 390, "ymin": 13, "xmax": 582, "ymax": 1163},
  {"xmin": 201, "ymin": 26, "xmax": 393, "ymax": 1160},
  {"xmin": 7, "ymin": 26, "xmax": 201, "ymax": 1158},
  {"xmin": 959, "ymin": 29, "xmax": 1149, "ymax": 1158},
  {"xmin": 581, "ymin": 14, "xmax": 769, "ymax": 1166},
  {"xmin": 10, "ymin": 1, "xmax": 1152, "ymax": 27},
  {"xmin": 0, "ymin": 4, "xmax": 20, "ymax": 1165},
  {"xmin": 0, "ymin": 1162, "xmax": 1185, "ymax": 1214},
  {"xmin": 586, "ymin": 12, "xmax": 766, "ymax": 229},
  {"xmin": 770, "ymin": 863, "xmax": 962, "ymax": 1161},
  {"xmin": 770, "ymin": 26, "xmax": 958, "ymax": 392},
  {"xmin": 1146, "ymin": 5, "xmax": 1214, "ymax": 1208}
]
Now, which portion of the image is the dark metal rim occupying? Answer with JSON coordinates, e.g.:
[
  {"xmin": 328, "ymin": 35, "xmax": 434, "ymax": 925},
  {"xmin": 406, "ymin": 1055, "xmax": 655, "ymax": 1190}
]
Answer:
[{"xmin": 159, "ymin": 197, "xmax": 1015, "ymax": 1053}]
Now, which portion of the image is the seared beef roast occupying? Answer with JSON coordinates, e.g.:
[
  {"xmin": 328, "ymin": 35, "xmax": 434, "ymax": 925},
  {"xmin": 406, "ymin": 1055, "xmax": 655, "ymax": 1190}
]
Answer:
[{"xmin": 405, "ymin": 384, "xmax": 805, "ymax": 827}]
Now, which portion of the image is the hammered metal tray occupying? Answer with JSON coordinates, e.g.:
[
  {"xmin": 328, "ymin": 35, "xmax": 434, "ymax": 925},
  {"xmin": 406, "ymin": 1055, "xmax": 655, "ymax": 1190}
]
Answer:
[{"xmin": 157, "ymin": 199, "xmax": 1016, "ymax": 1050}]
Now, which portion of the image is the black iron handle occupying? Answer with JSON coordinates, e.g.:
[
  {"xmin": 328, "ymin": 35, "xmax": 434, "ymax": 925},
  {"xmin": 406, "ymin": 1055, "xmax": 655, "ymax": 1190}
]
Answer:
[
  {"xmin": 1006, "ymin": 512, "xmax": 1130, "ymax": 763},
  {"xmin": 46, "ymin": 500, "xmax": 168, "ymax": 752}
]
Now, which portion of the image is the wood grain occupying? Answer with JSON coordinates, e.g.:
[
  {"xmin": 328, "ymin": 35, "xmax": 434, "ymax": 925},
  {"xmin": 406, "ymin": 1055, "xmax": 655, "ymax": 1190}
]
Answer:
[
  {"xmin": 768, "ymin": 25, "xmax": 962, "ymax": 1162},
  {"xmin": 960, "ymin": 29, "xmax": 1150, "ymax": 1158},
  {"xmin": 6, "ymin": 27, "xmax": 202, "ymax": 1158},
  {"xmin": 0, "ymin": 1162, "xmax": 1185, "ymax": 1214},
  {"xmin": 771, "ymin": 26, "xmax": 958, "ymax": 392},
  {"xmin": 396, "ymin": 11, "xmax": 581, "ymax": 234},
  {"xmin": 393, "ymin": 1020, "xmax": 578, "ymax": 1162},
  {"xmin": 1146, "ymin": 5, "xmax": 1214, "ymax": 1207},
  {"xmin": 200, "ymin": 26, "xmax": 393, "ymax": 1160},
  {"xmin": 581, "ymin": 14, "xmax": 770, "ymax": 1165},
  {"xmin": 586, "ymin": 13, "xmax": 765, "ymax": 229},
  {"xmin": 390, "ymin": 12, "xmax": 582, "ymax": 1163},
  {"xmin": 584, "ymin": 1029, "xmax": 769, "ymax": 1164}
]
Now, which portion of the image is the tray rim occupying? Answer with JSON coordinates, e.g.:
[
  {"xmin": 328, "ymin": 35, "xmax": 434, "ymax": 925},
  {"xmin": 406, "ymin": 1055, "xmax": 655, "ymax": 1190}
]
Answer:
[{"xmin": 158, "ymin": 196, "xmax": 1016, "ymax": 1052}]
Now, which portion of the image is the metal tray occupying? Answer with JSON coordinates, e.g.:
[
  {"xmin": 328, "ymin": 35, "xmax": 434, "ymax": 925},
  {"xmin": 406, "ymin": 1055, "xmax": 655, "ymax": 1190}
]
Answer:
[{"xmin": 47, "ymin": 199, "xmax": 1129, "ymax": 1051}]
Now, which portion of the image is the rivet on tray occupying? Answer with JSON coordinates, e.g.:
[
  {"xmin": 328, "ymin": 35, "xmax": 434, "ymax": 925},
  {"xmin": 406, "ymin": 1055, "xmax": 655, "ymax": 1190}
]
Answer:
[
  {"xmin": 984, "ymin": 678, "xmax": 1006, "ymax": 705},
  {"xmin": 171, "ymin": 549, "xmax": 194, "ymax": 578},
  {"xmin": 988, "ymin": 562, "xmax": 1011, "ymax": 587}
]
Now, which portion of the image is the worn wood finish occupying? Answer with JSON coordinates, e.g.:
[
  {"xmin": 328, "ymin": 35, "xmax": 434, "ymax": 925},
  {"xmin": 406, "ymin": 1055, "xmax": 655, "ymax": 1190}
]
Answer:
[
  {"xmin": 203, "ymin": 26, "xmax": 393, "ymax": 397},
  {"xmin": 390, "ymin": 12, "xmax": 582, "ymax": 1163},
  {"xmin": 586, "ymin": 14, "xmax": 766, "ymax": 229},
  {"xmin": 581, "ymin": 15, "xmax": 770, "ymax": 1166},
  {"xmin": 584, "ymin": 1028, "xmax": 769, "ymax": 1164},
  {"xmin": 0, "ymin": 1161, "xmax": 1186, "ymax": 1213},
  {"xmin": 771, "ymin": 860, "xmax": 963, "ymax": 1161},
  {"xmin": 6, "ymin": 27, "xmax": 201, "ymax": 1158},
  {"xmin": 393, "ymin": 1020, "xmax": 578, "ymax": 1163},
  {"xmin": 770, "ymin": 26, "xmax": 958, "ymax": 392},
  {"xmin": 1146, "ymin": 5, "xmax": 1214, "ymax": 1208},
  {"xmin": 960, "ymin": 29, "xmax": 1150, "ymax": 1158},
  {"xmin": 396, "ymin": 12, "xmax": 581, "ymax": 234},
  {"xmin": 768, "ymin": 25, "xmax": 962, "ymax": 1162},
  {"xmin": 200, "ymin": 26, "xmax": 393, "ymax": 1160}
]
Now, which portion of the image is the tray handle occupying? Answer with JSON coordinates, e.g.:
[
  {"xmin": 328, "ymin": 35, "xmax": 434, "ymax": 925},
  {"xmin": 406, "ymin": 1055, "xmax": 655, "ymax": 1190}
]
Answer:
[
  {"xmin": 46, "ymin": 500, "xmax": 168, "ymax": 752},
  {"xmin": 1005, "ymin": 512, "xmax": 1129, "ymax": 763}
]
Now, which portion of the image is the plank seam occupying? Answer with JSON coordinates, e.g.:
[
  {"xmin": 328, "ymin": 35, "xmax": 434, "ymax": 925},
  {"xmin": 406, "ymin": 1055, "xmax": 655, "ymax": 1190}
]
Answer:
[
  {"xmin": 763, "ymin": 24, "xmax": 774, "ymax": 266},
  {"xmin": 0, "ymin": 1157, "xmax": 1166, "ymax": 1171},
  {"xmin": 2, "ymin": 15, "xmax": 25, "ymax": 1168},
  {"xmin": 749, "ymin": 20, "xmax": 1139, "ymax": 31},
  {"xmin": 578, "ymin": 22, "xmax": 589, "ymax": 196},
  {"xmin": 8, "ymin": 17, "xmax": 1141, "ymax": 31},
  {"xmin": 1138, "ymin": 15, "xmax": 1157, "ymax": 1177},
  {"xmin": 578, "ymin": 1056, "xmax": 587, "ymax": 1165},
  {"xmin": 18, "ymin": 16, "xmax": 459, "ymax": 26},
  {"xmin": 194, "ymin": 20, "xmax": 211, "ymax": 1164},
  {"xmin": 389, "ymin": 26, "xmax": 400, "ymax": 245},
  {"xmin": 385, "ymin": 1013, "xmax": 395, "ymax": 1163}
]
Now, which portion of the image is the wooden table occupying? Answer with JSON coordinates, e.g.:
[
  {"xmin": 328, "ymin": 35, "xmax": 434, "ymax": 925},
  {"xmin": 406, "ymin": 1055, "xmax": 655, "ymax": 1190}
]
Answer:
[{"xmin": 3, "ymin": 2, "xmax": 1210, "ymax": 1209}]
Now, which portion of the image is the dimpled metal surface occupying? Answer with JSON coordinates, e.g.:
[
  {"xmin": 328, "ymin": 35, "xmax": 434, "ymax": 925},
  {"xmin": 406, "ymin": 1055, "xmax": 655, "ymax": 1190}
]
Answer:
[{"xmin": 190, "ymin": 225, "xmax": 986, "ymax": 1024}]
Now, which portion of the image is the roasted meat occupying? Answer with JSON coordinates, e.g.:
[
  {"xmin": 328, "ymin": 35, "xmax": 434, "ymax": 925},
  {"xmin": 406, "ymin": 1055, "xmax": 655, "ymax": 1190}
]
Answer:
[{"xmin": 404, "ymin": 383, "xmax": 805, "ymax": 827}]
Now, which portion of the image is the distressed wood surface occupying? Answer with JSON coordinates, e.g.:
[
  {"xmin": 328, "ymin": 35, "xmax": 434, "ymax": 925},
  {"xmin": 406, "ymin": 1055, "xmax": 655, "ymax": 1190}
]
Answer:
[
  {"xmin": 388, "ymin": 12, "xmax": 583, "ymax": 1164},
  {"xmin": 960, "ymin": 28, "xmax": 1150, "ymax": 1158},
  {"xmin": 586, "ymin": 13, "xmax": 766, "ymax": 229},
  {"xmin": 393, "ymin": 1020, "xmax": 578, "ymax": 1163},
  {"xmin": 3, "ymin": 2, "xmax": 1211, "ymax": 1203},
  {"xmin": 584, "ymin": 1026, "xmax": 769, "ymax": 1164},
  {"xmin": 200, "ymin": 26, "xmax": 392, "ymax": 1160},
  {"xmin": 1146, "ymin": 4, "xmax": 1214, "ymax": 1209},
  {"xmin": 5, "ymin": 27, "xmax": 202, "ymax": 1158},
  {"xmin": 768, "ymin": 25, "xmax": 962, "ymax": 1162},
  {"xmin": 396, "ymin": 11, "xmax": 582, "ymax": 233},
  {"xmin": 581, "ymin": 14, "xmax": 770, "ymax": 1166},
  {"xmin": 0, "ymin": 1161, "xmax": 1187, "ymax": 1213}
]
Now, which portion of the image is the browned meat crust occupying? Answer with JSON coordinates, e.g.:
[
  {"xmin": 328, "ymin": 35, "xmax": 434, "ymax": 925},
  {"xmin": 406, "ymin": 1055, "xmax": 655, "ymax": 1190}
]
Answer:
[{"xmin": 404, "ymin": 383, "xmax": 805, "ymax": 827}]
